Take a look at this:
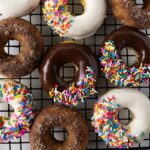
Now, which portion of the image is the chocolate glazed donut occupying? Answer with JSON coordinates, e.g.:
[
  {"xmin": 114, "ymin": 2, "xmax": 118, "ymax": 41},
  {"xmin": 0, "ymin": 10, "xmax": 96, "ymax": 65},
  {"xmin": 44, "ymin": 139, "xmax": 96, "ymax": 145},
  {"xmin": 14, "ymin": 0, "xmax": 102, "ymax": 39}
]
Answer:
[
  {"xmin": 0, "ymin": 17, "xmax": 44, "ymax": 78},
  {"xmin": 39, "ymin": 42, "xmax": 98, "ymax": 93},
  {"xmin": 111, "ymin": 0, "xmax": 150, "ymax": 29},
  {"xmin": 105, "ymin": 26, "xmax": 150, "ymax": 67},
  {"xmin": 29, "ymin": 105, "xmax": 89, "ymax": 150}
]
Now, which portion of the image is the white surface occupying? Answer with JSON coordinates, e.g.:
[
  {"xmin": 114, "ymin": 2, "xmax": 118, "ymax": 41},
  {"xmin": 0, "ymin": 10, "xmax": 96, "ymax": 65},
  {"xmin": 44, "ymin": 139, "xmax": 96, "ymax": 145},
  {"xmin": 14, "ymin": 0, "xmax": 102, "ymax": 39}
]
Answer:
[
  {"xmin": 0, "ymin": 0, "xmax": 40, "ymax": 18},
  {"xmin": 64, "ymin": 0, "xmax": 107, "ymax": 39}
]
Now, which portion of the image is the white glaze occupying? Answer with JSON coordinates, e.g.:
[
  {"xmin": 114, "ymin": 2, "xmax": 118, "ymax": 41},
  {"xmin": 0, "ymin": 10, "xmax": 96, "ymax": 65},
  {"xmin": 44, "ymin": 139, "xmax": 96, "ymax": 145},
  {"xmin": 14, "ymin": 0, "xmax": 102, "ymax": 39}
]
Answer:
[
  {"xmin": 64, "ymin": 0, "xmax": 107, "ymax": 40},
  {"xmin": 0, "ymin": 0, "xmax": 40, "ymax": 18},
  {"xmin": 101, "ymin": 88, "xmax": 150, "ymax": 139}
]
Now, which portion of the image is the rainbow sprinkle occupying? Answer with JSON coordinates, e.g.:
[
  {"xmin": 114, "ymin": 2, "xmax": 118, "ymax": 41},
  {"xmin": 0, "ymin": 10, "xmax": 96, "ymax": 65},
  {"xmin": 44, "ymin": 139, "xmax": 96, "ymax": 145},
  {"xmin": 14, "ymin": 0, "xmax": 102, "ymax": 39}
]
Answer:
[
  {"xmin": 43, "ymin": 0, "xmax": 73, "ymax": 36},
  {"xmin": 49, "ymin": 66, "xmax": 97, "ymax": 106},
  {"xmin": 91, "ymin": 96, "xmax": 144, "ymax": 149},
  {"xmin": 100, "ymin": 41, "xmax": 150, "ymax": 87},
  {"xmin": 0, "ymin": 80, "xmax": 34, "ymax": 141}
]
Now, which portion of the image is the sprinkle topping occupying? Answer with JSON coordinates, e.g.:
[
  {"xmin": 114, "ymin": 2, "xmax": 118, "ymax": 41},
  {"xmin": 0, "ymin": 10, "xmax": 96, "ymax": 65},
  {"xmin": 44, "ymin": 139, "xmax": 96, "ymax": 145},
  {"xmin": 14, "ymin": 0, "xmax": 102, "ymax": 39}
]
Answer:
[
  {"xmin": 0, "ymin": 80, "xmax": 34, "ymax": 141},
  {"xmin": 43, "ymin": 0, "xmax": 73, "ymax": 36},
  {"xmin": 100, "ymin": 41, "xmax": 150, "ymax": 87},
  {"xmin": 91, "ymin": 96, "xmax": 144, "ymax": 149},
  {"xmin": 49, "ymin": 66, "xmax": 97, "ymax": 106}
]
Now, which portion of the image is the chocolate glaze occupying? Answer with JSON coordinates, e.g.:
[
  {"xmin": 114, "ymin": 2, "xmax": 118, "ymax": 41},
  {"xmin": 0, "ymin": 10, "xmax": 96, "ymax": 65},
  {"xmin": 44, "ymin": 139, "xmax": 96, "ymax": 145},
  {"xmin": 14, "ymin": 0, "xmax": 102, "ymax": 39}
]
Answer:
[
  {"xmin": 0, "ymin": 17, "xmax": 44, "ymax": 78},
  {"xmin": 112, "ymin": 0, "xmax": 150, "ymax": 29},
  {"xmin": 143, "ymin": 0, "xmax": 150, "ymax": 9},
  {"xmin": 105, "ymin": 26, "xmax": 150, "ymax": 67},
  {"xmin": 29, "ymin": 105, "xmax": 89, "ymax": 150},
  {"xmin": 39, "ymin": 42, "xmax": 99, "ymax": 93}
]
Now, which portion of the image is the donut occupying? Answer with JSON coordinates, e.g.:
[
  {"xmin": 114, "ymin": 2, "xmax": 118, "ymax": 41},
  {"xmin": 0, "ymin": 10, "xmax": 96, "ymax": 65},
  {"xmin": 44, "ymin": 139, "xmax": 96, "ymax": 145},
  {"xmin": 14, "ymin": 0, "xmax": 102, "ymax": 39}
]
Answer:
[
  {"xmin": 100, "ymin": 26, "xmax": 150, "ymax": 87},
  {"xmin": 0, "ymin": 80, "xmax": 34, "ymax": 141},
  {"xmin": 91, "ymin": 88, "xmax": 150, "ymax": 149},
  {"xmin": 0, "ymin": 0, "xmax": 40, "ymax": 18},
  {"xmin": 111, "ymin": 0, "xmax": 150, "ymax": 29},
  {"xmin": 0, "ymin": 17, "xmax": 44, "ymax": 78},
  {"xmin": 30, "ymin": 105, "xmax": 89, "ymax": 150},
  {"xmin": 39, "ymin": 42, "xmax": 98, "ymax": 106},
  {"xmin": 43, "ymin": 0, "xmax": 106, "ymax": 39}
]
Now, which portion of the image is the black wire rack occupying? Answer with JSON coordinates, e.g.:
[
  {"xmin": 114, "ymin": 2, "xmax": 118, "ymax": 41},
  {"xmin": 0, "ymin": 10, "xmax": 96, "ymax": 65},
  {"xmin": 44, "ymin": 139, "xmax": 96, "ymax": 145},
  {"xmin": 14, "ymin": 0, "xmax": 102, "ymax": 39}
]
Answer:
[{"xmin": 0, "ymin": 0, "xmax": 150, "ymax": 150}]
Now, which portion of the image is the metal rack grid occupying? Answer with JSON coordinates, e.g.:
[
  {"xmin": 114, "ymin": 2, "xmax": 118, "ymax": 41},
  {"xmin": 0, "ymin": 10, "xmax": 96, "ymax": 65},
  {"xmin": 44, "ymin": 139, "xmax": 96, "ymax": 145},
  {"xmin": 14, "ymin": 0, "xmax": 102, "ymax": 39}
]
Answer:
[{"xmin": 0, "ymin": 0, "xmax": 150, "ymax": 150}]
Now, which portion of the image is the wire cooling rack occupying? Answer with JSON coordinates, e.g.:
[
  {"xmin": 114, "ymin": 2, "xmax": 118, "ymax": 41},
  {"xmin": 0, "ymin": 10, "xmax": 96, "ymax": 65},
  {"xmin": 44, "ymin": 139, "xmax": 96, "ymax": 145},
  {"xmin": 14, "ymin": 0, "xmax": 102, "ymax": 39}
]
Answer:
[{"xmin": 0, "ymin": 0, "xmax": 150, "ymax": 150}]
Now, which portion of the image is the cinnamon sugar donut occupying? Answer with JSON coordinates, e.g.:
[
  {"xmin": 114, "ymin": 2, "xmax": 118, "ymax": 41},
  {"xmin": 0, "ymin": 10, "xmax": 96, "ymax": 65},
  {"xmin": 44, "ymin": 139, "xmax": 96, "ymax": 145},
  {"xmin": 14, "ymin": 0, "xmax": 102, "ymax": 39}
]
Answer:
[
  {"xmin": 30, "ymin": 105, "xmax": 89, "ymax": 150},
  {"xmin": 0, "ymin": 18, "xmax": 44, "ymax": 78},
  {"xmin": 111, "ymin": 0, "xmax": 150, "ymax": 29}
]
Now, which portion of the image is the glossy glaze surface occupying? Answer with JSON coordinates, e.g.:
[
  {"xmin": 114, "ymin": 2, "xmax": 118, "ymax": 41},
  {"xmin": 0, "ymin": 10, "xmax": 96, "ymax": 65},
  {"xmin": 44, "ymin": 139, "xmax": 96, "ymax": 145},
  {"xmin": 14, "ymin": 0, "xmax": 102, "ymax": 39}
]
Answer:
[{"xmin": 39, "ymin": 43, "xmax": 99, "ymax": 93}]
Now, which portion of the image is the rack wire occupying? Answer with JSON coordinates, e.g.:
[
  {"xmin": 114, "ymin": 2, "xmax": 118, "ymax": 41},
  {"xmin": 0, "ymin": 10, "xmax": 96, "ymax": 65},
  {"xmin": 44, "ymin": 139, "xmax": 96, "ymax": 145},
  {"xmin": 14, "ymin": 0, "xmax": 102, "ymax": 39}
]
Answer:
[{"xmin": 0, "ymin": 0, "xmax": 150, "ymax": 149}]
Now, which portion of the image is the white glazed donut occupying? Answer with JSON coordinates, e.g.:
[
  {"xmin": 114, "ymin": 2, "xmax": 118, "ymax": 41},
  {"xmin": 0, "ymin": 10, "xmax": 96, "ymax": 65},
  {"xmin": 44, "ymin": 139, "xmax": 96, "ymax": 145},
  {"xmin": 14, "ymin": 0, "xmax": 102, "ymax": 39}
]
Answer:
[
  {"xmin": 43, "ymin": 0, "xmax": 107, "ymax": 40},
  {"xmin": 92, "ymin": 88, "xmax": 150, "ymax": 149},
  {"xmin": 0, "ymin": 80, "xmax": 34, "ymax": 141},
  {"xmin": 0, "ymin": 0, "xmax": 40, "ymax": 18}
]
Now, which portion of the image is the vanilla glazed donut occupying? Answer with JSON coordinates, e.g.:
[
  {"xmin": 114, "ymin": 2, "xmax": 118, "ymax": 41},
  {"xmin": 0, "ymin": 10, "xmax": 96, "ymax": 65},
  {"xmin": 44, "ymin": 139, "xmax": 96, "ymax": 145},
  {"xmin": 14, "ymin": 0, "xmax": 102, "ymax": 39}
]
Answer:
[
  {"xmin": 111, "ymin": 0, "xmax": 150, "ymax": 29},
  {"xmin": 0, "ymin": 80, "xmax": 34, "ymax": 141},
  {"xmin": 43, "ymin": 0, "xmax": 106, "ymax": 40},
  {"xmin": 91, "ymin": 88, "xmax": 150, "ymax": 149},
  {"xmin": 30, "ymin": 105, "xmax": 89, "ymax": 150},
  {"xmin": 0, "ymin": 0, "xmax": 40, "ymax": 18},
  {"xmin": 100, "ymin": 40, "xmax": 150, "ymax": 87},
  {"xmin": 0, "ymin": 17, "xmax": 44, "ymax": 78}
]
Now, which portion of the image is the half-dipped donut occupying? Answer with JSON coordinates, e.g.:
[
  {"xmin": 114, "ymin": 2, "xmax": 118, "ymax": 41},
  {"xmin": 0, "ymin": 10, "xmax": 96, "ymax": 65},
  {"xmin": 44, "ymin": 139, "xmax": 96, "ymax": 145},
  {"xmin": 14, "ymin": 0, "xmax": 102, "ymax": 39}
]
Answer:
[
  {"xmin": 100, "ymin": 26, "xmax": 150, "ymax": 86},
  {"xmin": 30, "ymin": 105, "xmax": 89, "ymax": 150},
  {"xmin": 43, "ymin": 0, "xmax": 106, "ymax": 39},
  {"xmin": 0, "ymin": 80, "xmax": 34, "ymax": 141},
  {"xmin": 39, "ymin": 42, "xmax": 98, "ymax": 106},
  {"xmin": 0, "ymin": 18, "xmax": 44, "ymax": 78},
  {"xmin": 105, "ymin": 26, "xmax": 150, "ymax": 66},
  {"xmin": 92, "ymin": 88, "xmax": 150, "ymax": 149}
]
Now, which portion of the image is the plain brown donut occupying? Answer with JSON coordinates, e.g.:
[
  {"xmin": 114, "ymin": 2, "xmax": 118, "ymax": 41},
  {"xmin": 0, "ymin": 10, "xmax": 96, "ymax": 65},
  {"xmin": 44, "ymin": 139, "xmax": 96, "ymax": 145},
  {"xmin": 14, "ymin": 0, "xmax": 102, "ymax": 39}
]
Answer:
[
  {"xmin": 29, "ymin": 105, "xmax": 89, "ymax": 150},
  {"xmin": 0, "ymin": 17, "xmax": 44, "ymax": 78},
  {"xmin": 111, "ymin": 0, "xmax": 150, "ymax": 29},
  {"xmin": 39, "ymin": 42, "xmax": 98, "ymax": 93}
]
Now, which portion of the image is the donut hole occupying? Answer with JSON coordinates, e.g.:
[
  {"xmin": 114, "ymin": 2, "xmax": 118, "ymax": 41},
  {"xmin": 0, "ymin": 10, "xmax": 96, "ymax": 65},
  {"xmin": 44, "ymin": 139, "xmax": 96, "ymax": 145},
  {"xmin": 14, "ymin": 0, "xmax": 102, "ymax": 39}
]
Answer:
[
  {"xmin": 68, "ymin": 0, "xmax": 84, "ymax": 16},
  {"xmin": 51, "ymin": 126, "xmax": 68, "ymax": 142},
  {"xmin": 59, "ymin": 63, "xmax": 78, "ymax": 82},
  {"xmin": 118, "ymin": 108, "xmax": 133, "ymax": 125},
  {"xmin": 120, "ymin": 47, "xmax": 139, "ymax": 67},
  {"xmin": 0, "ymin": 102, "xmax": 14, "ymax": 125},
  {"xmin": 135, "ymin": 0, "xmax": 144, "ymax": 9},
  {"xmin": 4, "ymin": 40, "xmax": 21, "ymax": 56}
]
